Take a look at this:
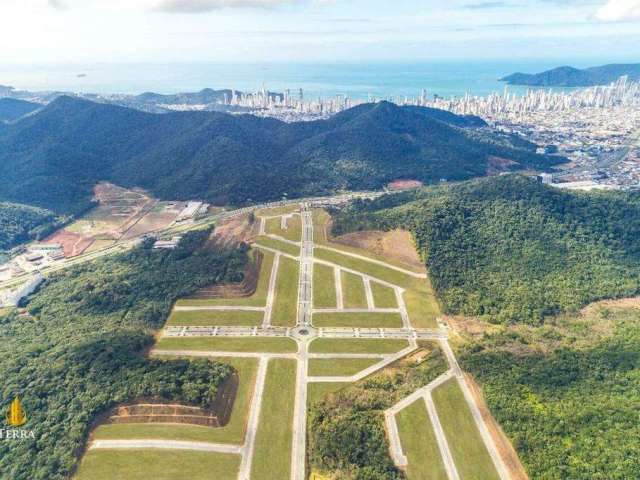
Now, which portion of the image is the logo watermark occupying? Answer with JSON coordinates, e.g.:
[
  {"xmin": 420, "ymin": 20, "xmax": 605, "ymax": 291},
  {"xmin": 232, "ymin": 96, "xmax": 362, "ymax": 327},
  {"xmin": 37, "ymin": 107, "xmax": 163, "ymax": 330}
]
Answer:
[{"xmin": 3, "ymin": 396, "xmax": 35, "ymax": 440}]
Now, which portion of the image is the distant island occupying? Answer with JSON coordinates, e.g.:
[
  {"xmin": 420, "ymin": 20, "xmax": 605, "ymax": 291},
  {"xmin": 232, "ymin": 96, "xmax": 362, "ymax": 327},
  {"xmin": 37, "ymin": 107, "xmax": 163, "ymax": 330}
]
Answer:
[{"xmin": 500, "ymin": 63, "xmax": 640, "ymax": 87}]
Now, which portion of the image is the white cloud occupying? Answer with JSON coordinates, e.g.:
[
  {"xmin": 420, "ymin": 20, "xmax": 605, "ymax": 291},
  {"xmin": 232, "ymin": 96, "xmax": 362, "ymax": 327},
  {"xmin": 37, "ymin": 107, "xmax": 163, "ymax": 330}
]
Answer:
[
  {"xmin": 154, "ymin": 0, "xmax": 296, "ymax": 13},
  {"xmin": 595, "ymin": 0, "xmax": 640, "ymax": 21}
]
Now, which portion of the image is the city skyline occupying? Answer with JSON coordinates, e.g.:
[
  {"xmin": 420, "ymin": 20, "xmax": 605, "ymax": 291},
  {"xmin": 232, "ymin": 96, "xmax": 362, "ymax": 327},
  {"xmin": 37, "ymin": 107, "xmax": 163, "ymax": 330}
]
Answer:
[{"xmin": 1, "ymin": 0, "xmax": 640, "ymax": 64}]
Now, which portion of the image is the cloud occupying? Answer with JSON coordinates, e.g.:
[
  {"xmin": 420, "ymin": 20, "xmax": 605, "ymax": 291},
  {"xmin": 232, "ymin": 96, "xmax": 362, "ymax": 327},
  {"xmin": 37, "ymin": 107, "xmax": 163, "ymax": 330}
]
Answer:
[
  {"xmin": 461, "ymin": 2, "xmax": 512, "ymax": 10},
  {"xmin": 595, "ymin": 0, "xmax": 640, "ymax": 21},
  {"xmin": 154, "ymin": 0, "xmax": 296, "ymax": 12},
  {"xmin": 48, "ymin": 0, "xmax": 67, "ymax": 9}
]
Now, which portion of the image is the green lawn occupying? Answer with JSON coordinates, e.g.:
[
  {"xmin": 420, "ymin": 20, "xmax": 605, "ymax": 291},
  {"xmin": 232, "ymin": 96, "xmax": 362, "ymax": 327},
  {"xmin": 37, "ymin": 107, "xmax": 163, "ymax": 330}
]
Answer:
[
  {"xmin": 313, "ymin": 263, "xmax": 337, "ymax": 308},
  {"xmin": 396, "ymin": 399, "xmax": 448, "ymax": 480},
  {"xmin": 166, "ymin": 310, "xmax": 263, "ymax": 327},
  {"xmin": 315, "ymin": 248, "xmax": 412, "ymax": 288},
  {"xmin": 403, "ymin": 278, "xmax": 440, "ymax": 329},
  {"xmin": 155, "ymin": 337, "xmax": 298, "ymax": 353},
  {"xmin": 341, "ymin": 271, "xmax": 368, "ymax": 308},
  {"xmin": 313, "ymin": 312, "xmax": 403, "ymax": 328},
  {"xmin": 371, "ymin": 282, "xmax": 397, "ymax": 309},
  {"xmin": 93, "ymin": 357, "xmax": 258, "ymax": 445},
  {"xmin": 308, "ymin": 358, "xmax": 380, "ymax": 377},
  {"xmin": 75, "ymin": 450, "xmax": 240, "ymax": 480},
  {"xmin": 251, "ymin": 359, "xmax": 297, "ymax": 480},
  {"xmin": 432, "ymin": 378, "xmax": 500, "ymax": 480},
  {"xmin": 271, "ymin": 256, "xmax": 299, "ymax": 327},
  {"xmin": 312, "ymin": 209, "xmax": 331, "ymax": 244},
  {"xmin": 266, "ymin": 215, "xmax": 302, "ymax": 242},
  {"xmin": 309, "ymin": 338, "xmax": 409, "ymax": 354},
  {"xmin": 175, "ymin": 249, "xmax": 274, "ymax": 307},
  {"xmin": 256, "ymin": 205, "xmax": 300, "ymax": 217},
  {"xmin": 307, "ymin": 382, "xmax": 349, "ymax": 406},
  {"xmin": 255, "ymin": 236, "xmax": 300, "ymax": 257}
]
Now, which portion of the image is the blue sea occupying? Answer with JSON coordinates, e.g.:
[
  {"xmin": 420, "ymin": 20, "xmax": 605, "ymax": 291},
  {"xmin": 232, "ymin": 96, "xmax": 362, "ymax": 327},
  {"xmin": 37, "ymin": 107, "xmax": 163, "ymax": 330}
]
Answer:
[{"xmin": 0, "ymin": 60, "xmax": 605, "ymax": 99}]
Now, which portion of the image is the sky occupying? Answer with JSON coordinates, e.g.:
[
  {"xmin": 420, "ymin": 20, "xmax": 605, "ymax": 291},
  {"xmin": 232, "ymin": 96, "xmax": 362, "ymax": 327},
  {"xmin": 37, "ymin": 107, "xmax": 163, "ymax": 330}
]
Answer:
[{"xmin": 0, "ymin": 0, "xmax": 639, "ymax": 64}]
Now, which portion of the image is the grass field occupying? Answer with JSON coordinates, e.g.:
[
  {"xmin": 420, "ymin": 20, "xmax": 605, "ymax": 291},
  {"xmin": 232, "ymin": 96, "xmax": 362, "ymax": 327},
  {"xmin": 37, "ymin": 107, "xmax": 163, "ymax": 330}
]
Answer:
[
  {"xmin": 175, "ymin": 249, "xmax": 274, "ymax": 307},
  {"xmin": 94, "ymin": 357, "xmax": 258, "ymax": 445},
  {"xmin": 307, "ymin": 358, "xmax": 381, "ymax": 377},
  {"xmin": 315, "ymin": 248, "xmax": 412, "ymax": 288},
  {"xmin": 307, "ymin": 382, "xmax": 349, "ymax": 406},
  {"xmin": 432, "ymin": 378, "xmax": 500, "ymax": 480},
  {"xmin": 309, "ymin": 338, "xmax": 409, "ymax": 354},
  {"xmin": 255, "ymin": 236, "xmax": 300, "ymax": 257},
  {"xmin": 313, "ymin": 312, "xmax": 403, "ymax": 328},
  {"xmin": 371, "ymin": 282, "xmax": 397, "ymax": 309},
  {"xmin": 314, "ymin": 247, "xmax": 440, "ymax": 329},
  {"xmin": 75, "ymin": 450, "xmax": 240, "ymax": 480},
  {"xmin": 266, "ymin": 215, "xmax": 302, "ymax": 242},
  {"xmin": 271, "ymin": 256, "xmax": 299, "ymax": 327},
  {"xmin": 166, "ymin": 310, "xmax": 264, "ymax": 327},
  {"xmin": 313, "ymin": 263, "xmax": 337, "ymax": 309},
  {"xmin": 251, "ymin": 359, "xmax": 296, "ymax": 480},
  {"xmin": 312, "ymin": 209, "xmax": 331, "ymax": 244},
  {"xmin": 256, "ymin": 205, "xmax": 300, "ymax": 217},
  {"xmin": 155, "ymin": 337, "xmax": 298, "ymax": 353},
  {"xmin": 341, "ymin": 271, "xmax": 368, "ymax": 308},
  {"xmin": 396, "ymin": 399, "xmax": 448, "ymax": 480}
]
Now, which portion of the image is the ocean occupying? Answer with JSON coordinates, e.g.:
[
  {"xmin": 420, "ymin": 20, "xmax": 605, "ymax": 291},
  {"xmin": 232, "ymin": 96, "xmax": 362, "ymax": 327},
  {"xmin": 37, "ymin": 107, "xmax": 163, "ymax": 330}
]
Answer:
[{"xmin": 0, "ymin": 60, "xmax": 598, "ymax": 99}]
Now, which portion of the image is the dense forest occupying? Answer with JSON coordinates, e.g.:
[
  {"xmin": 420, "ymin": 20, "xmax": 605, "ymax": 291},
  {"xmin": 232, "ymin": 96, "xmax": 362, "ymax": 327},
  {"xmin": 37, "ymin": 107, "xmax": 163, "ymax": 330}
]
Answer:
[
  {"xmin": 0, "ymin": 229, "xmax": 247, "ymax": 479},
  {"xmin": 0, "ymin": 202, "xmax": 63, "ymax": 251},
  {"xmin": 0, "ymin": 96, "xmax": 562, "ymax": 214},
  {"xmin": 460, "ymin": 305, "xmax": 640, "ymax": 479},
  {"xmin": 309, "ymin": 342, "xmax": 447, "ymax": 479},
  {"xmin": 0, "ymin": 98, "xmax": 41, "ymax": 123},
  {"xmin": 331, "ymin": 175, "xmax": 640, "ymax": 323}
]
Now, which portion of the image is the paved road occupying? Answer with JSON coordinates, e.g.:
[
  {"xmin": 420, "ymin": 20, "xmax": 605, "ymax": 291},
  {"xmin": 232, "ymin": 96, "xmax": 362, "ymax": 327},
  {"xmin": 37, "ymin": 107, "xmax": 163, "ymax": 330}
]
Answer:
[
  {"xmin": 89, "ymin": 439, "xmax": 243, "ymax": 454},
  {"xmin": 297, "ymin": 205, "xmax": 314, "ymax": 327}
]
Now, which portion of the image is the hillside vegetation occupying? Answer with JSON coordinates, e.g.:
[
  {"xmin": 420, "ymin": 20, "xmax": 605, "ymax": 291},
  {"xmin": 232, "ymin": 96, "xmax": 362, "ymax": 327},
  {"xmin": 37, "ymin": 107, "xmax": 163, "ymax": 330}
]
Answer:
[
  {"xmin": 0, "ymin": 230, "xmax": 247, "ymax": 479},
  {"xmin": 460, "ymin": 304, "xmax": 640, "ymax": 479},
  {"xmin": 0, "ymin": 202, "xmax": 64, "ymax": 251},
  {"xmin": 0, "ymin": 98, "xmax": 41, "ymax": 123},
  {"xmin": 0, "ymin": 97, "xmax": 562, "ymax": 214},
  {"xmin": 500, "ymin": 63, "xmax": 640, "ymax": 87},
  {"xmin": 332, "ymin": 175, "xmax": 640, "ymax": 323}
]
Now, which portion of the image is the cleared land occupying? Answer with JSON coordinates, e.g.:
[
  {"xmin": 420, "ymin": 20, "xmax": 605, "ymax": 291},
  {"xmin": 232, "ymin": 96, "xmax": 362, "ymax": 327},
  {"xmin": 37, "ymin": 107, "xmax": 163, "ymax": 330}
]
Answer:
[
  {"xmin": 266, "ymin": 215, "xmax": 302, "ymax": 242},
  {"xmin": 313, "ymin": 263, "xmax": 337, "ymax": 309},
  {"xmin": 155, "ymin": 337, "xmax": 298, "ymax": 353},
  {"xmin": 432, "ymin": 378, "xmax": 500, "ymax": 480},
  {"xmin": 176, "ymin": 250, "xmax": 274, "ymax": 307},
  {"xmin": 309, "ymin": 338, "xmax": 409, "ymax": 354},
  {"xmin": 255, "ymin": 205, "xmax": 299, "ymax": 217},
  {"xmin": 250, "ymin": 359, "xmax": 297, "ymax": 480},
  {"xmin": 313, "ymin": 312, "xmax": 403, "ymax": 328},
  {"xmin": 340, "ymin": 271, "xmax": 368, "ymax": 309},
  {"xmin": 75, "ymin": 450, "xmax": 240, "ymax": 480},
  {"xmin": 255, "ymin": 236, "xmax": 300, "ymax": 257},
  {"xmin": 307, "ymin": 382, "xmax": 350, "ymax": 406},
  {"xmin": 315, "ymin": 249, "xmax": 440, "ymax": 328},
  {"xmin": 93, "ymin": 357, "xmax": 258, "ymax": 445},
  {"xmin": 308, "ymin": 358, "xmax": 380, "ymax": 377},
  {"xmin": 271, "ymin": 256, "xmax": 300, "ymax": 327},
  {"xmin": 312, "ymin": 209, "xmax": 332, "ymax": 244},
  {"xmin": 396, "ymin": 399, "xmax": 448, "ymax": 480},
  {"xmin": 371, "ymin": 282, "xmax": 397, "ymax": 309},
  {"xmin": 166, "ymin": 310, "xmax": 263, "ymax": 327}
]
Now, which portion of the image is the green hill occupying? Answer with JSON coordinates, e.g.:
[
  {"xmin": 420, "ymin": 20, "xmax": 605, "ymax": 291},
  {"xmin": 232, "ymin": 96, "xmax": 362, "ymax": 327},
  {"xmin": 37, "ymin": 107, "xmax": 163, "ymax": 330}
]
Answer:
[
  {"xmin": 331, "ymin": 175, "xmax": 640, "ymax": 323},
  {"xmin": 500, "ymin": 63, "xmax": 640, "ymax": 87},
  {"xmin": 0, "ymin": 96, "xmax": 562, "ymax": 215},
  {"xmin": 0, "ymin": 98, "xmax": 41, "ymax": 123},
  {"xmin": 0, "ymin": 202, "xmax": 63, "ymax": 251}
]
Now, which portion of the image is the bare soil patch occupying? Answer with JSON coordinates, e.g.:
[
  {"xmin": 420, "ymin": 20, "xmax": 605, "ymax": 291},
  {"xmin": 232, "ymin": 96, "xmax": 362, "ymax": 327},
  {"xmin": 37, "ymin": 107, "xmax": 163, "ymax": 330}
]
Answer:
[
  {"xmin": 211, "ymin": 214, "xmax": 258, "ymax": 249},
  {"xmin": 333, "ymin": 229, "xmax": 425, "ymax": 272},
  {"xmin": 465, "ymin": 374, "xmax": 529, "ymax": 480},
  {"xmin": 46, "ymin": 230, "xmax": 94, "ymax": 257},
  {"xmin": 387, "ymin": 179, "xmax": 423, "ymax": 191}
]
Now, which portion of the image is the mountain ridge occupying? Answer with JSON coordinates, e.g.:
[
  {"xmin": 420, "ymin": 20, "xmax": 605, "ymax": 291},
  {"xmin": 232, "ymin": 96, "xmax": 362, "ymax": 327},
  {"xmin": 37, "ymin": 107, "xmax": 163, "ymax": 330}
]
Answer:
[
  {"xmin": 0, "ymin": 96, "xmax": 564, "ymax": 214},
  {"xmin": 500, "ymin": 63, "xmax": 640, "ymax": 87}
]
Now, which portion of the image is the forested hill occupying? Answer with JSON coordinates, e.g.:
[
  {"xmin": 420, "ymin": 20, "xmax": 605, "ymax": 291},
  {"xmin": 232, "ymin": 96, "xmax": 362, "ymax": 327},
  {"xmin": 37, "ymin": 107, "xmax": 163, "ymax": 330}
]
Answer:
[
  {"xmin": 0, "ymin": 98, "xmax": 41, "ymax": 122},
  {"xmin": 500, "ymin": 63, "xmax": 640, "ymax": 87},
  {"xmin": 331, "ymin": 175, "xmax": 640, "ymax": 323},
  {"xmin": 0, "ymin": 96, "xmax": 562, "ymax": 215}
]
